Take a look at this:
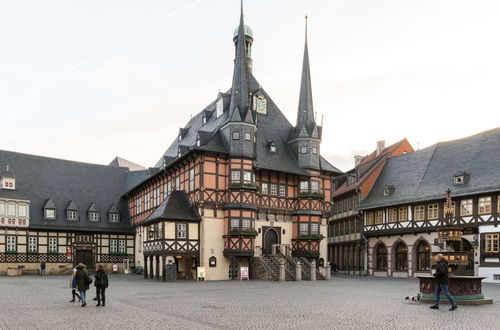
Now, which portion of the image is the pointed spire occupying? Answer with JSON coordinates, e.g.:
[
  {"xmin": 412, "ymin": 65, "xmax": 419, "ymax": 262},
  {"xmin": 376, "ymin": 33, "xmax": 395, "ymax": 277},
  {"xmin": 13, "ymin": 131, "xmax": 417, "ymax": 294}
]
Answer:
[
  {"xmin": 295, "ymin": 15, "xmax": 316, "ymax": 136},
  {"xmin": 229, "ymin": 0, "xmax": 250, "ymax": 121}
]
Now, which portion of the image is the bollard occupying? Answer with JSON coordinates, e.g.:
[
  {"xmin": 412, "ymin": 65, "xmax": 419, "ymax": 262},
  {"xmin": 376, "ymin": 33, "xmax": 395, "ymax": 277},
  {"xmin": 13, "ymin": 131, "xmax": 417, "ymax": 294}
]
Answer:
[
  {"xmin": 310, "ymin": 260, "xmax": 316, "ymax": 281},
  {"xmin": 296, "ymin": 261, "xmax": 302, "ymax": 281},
  {"xmin": 325, "ymin": 262, "xmax": 331, "ymax": 280},
  {"xmin": 279, "ymin": 259, "xmax": 286, "ymax": 282}
]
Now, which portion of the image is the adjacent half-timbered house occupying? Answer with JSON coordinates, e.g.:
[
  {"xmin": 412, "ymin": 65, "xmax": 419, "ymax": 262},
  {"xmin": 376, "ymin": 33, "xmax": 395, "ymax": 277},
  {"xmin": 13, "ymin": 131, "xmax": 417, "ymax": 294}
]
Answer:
[
  {"xmin": 0, "ymin": 150, "xmax": 146, "ymax": 274},
  {"xmin": 328, "ymin": 139, "xmax": 414, "ymax": 275},
  {"xmin": 358, "ymin": 128, "xmax": 500, "ymax": 283},
  {"xmin": 125, "ymin": 7, "xmax": 342, "ymax": 281}
]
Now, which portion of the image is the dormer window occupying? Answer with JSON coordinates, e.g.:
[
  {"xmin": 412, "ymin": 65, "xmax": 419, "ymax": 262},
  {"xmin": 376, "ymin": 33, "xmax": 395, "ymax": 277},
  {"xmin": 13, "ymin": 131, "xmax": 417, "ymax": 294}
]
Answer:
[
  {"xmin": 312, "ymin": 147, "xmax": 318, "ymax": 155},
  {"xmin": 45, "ymin": 209, "xmax": 56, "ymax": 219},
  {"xmin": 1, "ymin": 166, "xmax": 16, "ymax": 190},
  {"xmin": 202, "ymin": 113, "xmax": 207, "ymax": 125},
  {"xmin": 67, "ymin": 210, "xmax": 78, "ymax": 221},
  {"xmin": 269, "ymin": 142, "xmax": 277, "ymax": 153},
  {"xmin": 89, "ymin": 212, "xmax": 99, "ymax": 221},
  {"xmin": 43, "ymin": 198, "xmax": 57, "ymax": 220},
  {"xmin": 66, "ymin": 200, "xmax": 79, "ymax": 221},
  {"xmin": 109, "ymin": 213, "xmax": 119, "ymax": 222},
  {"xmin": 88, "ymin": 202, "xmax": 100, "ymax": 222},
  {"xmin": 383, "ymin": 186, "xmax": 394, "ymax": 196},
  {"xmin": 232, "ymin": 132, "xmax": 240, "ymax": 140},
  {"xmin": 454, "ymin": 173, "xmax": 464, "ymax": 185},
  {"xmin": 178, "ymin": 135, "xmax": 182, "ymax": 142},
  {"xmin": 177, "ymin": 148, "xmax": 182, "ymax": 157},
  {"xmin": 300, "ymin": 146, "xmax": 307, "ymax": 154},
  {"xmin": 196, "ymin": 137, "xmax": 201, "ymax": 147},
  {"xmin": 108, "ymin": 204, "xmax": 120, "ymax": 223},
  {"xmin": 245, "ymin": 132, "xmax": 251, "ymax": 141}
]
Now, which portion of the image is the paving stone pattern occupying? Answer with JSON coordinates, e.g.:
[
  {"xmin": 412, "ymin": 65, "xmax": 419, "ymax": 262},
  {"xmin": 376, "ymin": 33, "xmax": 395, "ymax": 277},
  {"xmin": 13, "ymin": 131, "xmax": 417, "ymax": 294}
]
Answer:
[{"xmin": 0, "ymin": 275, "xmax": 499, "ymax": 329}]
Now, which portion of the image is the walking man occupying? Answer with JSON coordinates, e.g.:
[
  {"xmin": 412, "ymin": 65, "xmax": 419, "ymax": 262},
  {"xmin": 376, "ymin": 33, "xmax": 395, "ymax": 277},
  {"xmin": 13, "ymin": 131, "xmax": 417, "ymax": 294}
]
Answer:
[
  {"xmin": 430, "ymin": 254, "xmax": 457, "ymax": 311},
  {"xmin": 39, "ymin": 262, "xmax": 46, "ymax": 276}
]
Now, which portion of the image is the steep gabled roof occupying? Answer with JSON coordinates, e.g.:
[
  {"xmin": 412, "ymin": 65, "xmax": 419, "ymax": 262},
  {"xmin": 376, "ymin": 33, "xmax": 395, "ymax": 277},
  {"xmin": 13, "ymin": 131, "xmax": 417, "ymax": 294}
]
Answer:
[
  {"xmin": 359, "ymin": 127, "xmax": 500, "ymax": 209},
  {"xmin": 143, "ymin": 191, "xmax": 200, "ymax": 224},
  {"xmin": 333, "ymin": 139, "xmax": 411, "ymax": 198},
  {"xmin": 109, "ymin": 157, "xmax": 146, "ymax": 171},
  {"xmin": 291, "ymin": 17, "xmax": 318, "ymax": 140},
  {"xmin": 228, "ymin": 2, "xmax": 251, "ymax": 122}
]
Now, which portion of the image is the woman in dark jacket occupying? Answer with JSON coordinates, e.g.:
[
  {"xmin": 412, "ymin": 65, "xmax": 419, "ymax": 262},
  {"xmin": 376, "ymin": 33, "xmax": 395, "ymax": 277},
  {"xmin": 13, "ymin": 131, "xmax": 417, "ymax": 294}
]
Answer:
[
  {"xmin": 94, "ymin": 264, "xmax": 109, "ymax": 307},
  {"xmin": 75, "ymin": 263, "xmax": 90, "ymax": 307}
]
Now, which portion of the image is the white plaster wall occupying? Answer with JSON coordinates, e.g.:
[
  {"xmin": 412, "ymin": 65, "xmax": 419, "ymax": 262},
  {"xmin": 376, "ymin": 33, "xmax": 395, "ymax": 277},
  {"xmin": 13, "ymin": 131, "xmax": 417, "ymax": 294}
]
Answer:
[
  {"xmin": 200, "ymin": 210, "xmax": 230, "ymax": 280},
  {"xmin": 478, "ymin": 267, "xmax": 500, "ymax": 283}
]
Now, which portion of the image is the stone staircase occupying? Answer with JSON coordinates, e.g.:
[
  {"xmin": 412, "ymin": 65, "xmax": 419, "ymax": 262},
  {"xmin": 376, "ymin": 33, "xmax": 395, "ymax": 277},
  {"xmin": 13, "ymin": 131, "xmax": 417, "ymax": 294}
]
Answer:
[{"xmin": 253, "ymin": 253, "xmax": 326, "ymax": 281}]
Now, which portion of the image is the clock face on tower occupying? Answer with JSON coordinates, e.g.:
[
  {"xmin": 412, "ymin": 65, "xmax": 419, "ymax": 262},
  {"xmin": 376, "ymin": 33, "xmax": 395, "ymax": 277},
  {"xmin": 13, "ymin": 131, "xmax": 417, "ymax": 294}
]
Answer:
[{"xmin": 253, "ymin": 95, "xmax": 267, "ymax": 114}]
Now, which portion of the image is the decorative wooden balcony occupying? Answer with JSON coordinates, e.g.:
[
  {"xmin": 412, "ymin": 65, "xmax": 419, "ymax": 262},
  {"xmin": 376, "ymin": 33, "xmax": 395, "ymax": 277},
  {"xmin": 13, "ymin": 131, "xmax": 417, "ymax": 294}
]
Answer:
[
  {"xmin": 223, "ymin": 235, "xmax": 255, "ymax": 257},
  {"xmin": 291, "ymin": 236, "xmax": 322, "ymax": 258},
  {"xmin": 143, "ymin": 239, "xmax": 199, "ymax": 256}
]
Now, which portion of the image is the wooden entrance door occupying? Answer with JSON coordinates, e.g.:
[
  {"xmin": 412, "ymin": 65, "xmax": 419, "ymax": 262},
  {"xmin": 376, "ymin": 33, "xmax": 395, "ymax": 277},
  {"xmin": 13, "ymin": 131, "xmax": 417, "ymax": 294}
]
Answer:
[
  {"xmin": 75, "ymin": 249, "xmax": 94, "ymax": 270},
  {"xmin": 263, "ymin": 229, "xmax": 279, "ymax": 255},
  {"xmin": 229, "ymin": 262, "xmax": 239, "ymax": 280}
]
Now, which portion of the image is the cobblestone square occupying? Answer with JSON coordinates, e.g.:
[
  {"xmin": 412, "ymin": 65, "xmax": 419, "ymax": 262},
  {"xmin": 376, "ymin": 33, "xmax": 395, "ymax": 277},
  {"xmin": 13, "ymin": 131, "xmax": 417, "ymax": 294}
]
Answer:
[{"xmin": 0, "ymin": 275, "xmax": 499, "ymax": 329}]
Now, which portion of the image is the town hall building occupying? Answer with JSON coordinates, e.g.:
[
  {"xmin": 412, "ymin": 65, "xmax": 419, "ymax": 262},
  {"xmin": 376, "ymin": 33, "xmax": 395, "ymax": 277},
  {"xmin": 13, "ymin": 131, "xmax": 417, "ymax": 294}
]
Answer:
[{"xmin": 125, "ymin": 6, "xmax": 342, "ymax": 281}]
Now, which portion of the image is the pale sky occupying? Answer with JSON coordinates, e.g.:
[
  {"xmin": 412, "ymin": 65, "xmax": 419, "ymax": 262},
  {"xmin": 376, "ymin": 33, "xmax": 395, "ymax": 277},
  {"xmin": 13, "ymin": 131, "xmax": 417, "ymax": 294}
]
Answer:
[{"xmin": 1, "ymin": 0, "xmax": 500, "ymax": 171}]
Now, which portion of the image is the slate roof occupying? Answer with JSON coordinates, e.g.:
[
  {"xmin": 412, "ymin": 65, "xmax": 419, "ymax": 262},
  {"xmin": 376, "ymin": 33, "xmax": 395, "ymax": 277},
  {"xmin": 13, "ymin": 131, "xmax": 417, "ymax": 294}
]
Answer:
[
  {"xmin": 359, "ymin": 127, "xmax": 500, "ymax": 209},
  {"xmin": 0, "ymin": 150, "xmax": 139, "ymax": 233},
  {"xmin": 151, "ymin": 73, "xmax": 340, "ymax": 177},
  {"xmin": 143, "ymin": 191, "xmax": 201, "ymax": 224}
]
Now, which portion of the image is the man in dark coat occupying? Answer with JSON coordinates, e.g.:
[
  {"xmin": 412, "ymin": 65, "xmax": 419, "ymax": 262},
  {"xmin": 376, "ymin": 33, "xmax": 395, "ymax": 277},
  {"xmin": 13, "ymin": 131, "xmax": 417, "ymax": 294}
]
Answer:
[
  {"xmin": 430, "ymin": 254, "xmax": 457, "ymax": 311},
  {"xmin": 94, "ymin": 264, "xmax": 109, "ymax": 307},
  {"xmin": 75, "ymin": 263, "xmax": 90, "ymax": 307}
]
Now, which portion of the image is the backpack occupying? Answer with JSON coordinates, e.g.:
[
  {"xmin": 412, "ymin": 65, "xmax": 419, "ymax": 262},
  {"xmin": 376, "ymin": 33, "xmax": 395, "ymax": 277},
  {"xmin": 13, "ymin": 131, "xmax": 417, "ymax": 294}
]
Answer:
[{"xmin": 85, "ymin": 273, "xmax": 93, "ymax": 285}]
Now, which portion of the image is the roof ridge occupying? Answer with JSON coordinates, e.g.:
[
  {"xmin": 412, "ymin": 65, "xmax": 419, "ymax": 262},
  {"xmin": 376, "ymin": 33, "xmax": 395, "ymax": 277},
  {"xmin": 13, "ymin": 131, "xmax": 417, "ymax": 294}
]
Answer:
[{"xmin": 0, "ymin": 149, "xmax": 124, "ymax": 170}]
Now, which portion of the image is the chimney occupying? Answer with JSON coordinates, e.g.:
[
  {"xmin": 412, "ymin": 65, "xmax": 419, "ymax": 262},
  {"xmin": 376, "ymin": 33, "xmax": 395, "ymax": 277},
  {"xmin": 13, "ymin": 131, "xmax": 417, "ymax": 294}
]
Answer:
[
  {"xmin": 354, "ymin": 155, "xmax": 364, "ymax": 167},
  {"xmin": 376, "ymin": 140, "xmax": 385, "ymax": 156}
]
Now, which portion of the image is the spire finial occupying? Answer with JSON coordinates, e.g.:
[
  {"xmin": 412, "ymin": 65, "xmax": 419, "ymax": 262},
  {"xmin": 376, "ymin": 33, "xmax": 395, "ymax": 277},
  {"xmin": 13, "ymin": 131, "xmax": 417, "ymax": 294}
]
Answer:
[{"xmin": 305, "ymin": 15, "xmax": 308, "ymax": 43}]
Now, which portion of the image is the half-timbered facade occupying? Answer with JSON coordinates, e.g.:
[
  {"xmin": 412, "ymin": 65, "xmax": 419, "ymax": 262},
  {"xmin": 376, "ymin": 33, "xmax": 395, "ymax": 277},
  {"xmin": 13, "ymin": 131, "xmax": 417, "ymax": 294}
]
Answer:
[
  {"xmin": 359, "ymin": 128, "xmax": 500, "ymax": 283},
  {"xmin": 125, "ymin": 7, "xmax": 342, "ymax": 281},
  {"xmin": 0, "ymin": 151, "xmax": 145, "ymax": 274},
  {"xmin": 328, "ymin": 139, "xmax": 414, "ymax": 275}
]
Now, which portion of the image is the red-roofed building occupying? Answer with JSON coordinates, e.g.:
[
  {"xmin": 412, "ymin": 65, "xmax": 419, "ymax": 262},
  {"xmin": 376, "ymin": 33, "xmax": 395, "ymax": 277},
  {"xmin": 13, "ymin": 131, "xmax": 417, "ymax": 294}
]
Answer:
[{"xmin": 328, "ymin": 139, "xmax": 413, "ymax": 274}]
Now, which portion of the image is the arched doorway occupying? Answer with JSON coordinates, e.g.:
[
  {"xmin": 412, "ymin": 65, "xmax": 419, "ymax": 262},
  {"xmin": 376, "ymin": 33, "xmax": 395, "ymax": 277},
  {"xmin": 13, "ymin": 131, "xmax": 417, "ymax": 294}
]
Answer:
[{"xmin": 263, "ymin": 229, "xmax": 279, "ymax": 255}]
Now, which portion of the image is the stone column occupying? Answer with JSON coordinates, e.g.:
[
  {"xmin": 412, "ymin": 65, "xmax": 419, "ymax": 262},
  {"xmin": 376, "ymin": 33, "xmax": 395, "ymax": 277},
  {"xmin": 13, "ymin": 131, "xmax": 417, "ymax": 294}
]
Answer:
[
  {"xmin": 296, "ymin": 261, "xmax": 302, "ymax": 281},
  {"xmin": 162, "ymin": 256, "xmax": 166, "ymax": 282},
  {"xmin": 310, "ymin": 260, "xmax": 316, "ymax": 281},
  {"xmin": 325, "ymin": 261, "xmax": 331, "ymax": 280},
  {"xmin": 279, "ymin": 259, "xmax": 285, "ymax": 282}
]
